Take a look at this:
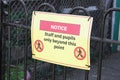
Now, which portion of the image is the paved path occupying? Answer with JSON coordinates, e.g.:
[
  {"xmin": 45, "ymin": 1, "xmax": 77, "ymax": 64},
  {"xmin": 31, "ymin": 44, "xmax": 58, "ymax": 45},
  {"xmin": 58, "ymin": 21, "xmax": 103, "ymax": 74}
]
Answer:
[
  {"xmin": 90, "ymin": 52, "xmax": 120, "ymax": 80},
  {"xmin": 61, "ymin": 52, "xmax": 120, "ymax": 80}
]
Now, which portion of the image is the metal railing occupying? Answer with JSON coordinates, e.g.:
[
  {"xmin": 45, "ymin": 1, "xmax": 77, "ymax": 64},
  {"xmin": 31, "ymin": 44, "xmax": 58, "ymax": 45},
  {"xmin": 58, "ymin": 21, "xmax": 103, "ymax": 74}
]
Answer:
[{"xmin": 1, "ymin": 0, "xmax": 120, "ymax": 80}]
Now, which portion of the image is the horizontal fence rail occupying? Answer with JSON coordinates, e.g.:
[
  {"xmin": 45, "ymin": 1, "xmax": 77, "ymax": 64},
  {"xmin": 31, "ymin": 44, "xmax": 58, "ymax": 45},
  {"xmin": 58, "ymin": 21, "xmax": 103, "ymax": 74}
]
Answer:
[{"xmin": 3, "ymin": 22, "xmax": 120, "ymax": 45}]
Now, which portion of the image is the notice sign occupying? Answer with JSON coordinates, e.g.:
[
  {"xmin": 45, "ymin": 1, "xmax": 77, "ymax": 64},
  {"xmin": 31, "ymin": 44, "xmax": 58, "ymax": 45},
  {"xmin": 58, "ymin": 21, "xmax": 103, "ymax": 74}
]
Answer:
[{"xmin": 31, "ymin": 11, "xmax": 93, "ymax": 70}]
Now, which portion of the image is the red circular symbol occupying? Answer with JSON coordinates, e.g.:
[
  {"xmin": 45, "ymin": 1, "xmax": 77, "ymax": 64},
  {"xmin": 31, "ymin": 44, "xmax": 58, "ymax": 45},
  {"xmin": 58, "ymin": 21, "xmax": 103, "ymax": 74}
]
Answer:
[
  {"xmin": 34, "ymin": 40, "xmax": 44, "ymax": 52},
  {"xmin": 74, "ymin": 47, "xmax": 86, "ymax": 60}
]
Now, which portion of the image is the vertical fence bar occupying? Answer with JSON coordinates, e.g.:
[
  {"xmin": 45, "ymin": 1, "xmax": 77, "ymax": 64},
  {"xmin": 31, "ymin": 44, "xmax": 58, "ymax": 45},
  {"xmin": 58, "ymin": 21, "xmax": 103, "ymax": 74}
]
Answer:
[
  {"xmin": 63, "ymin": 67, "xmax": 66, "ymax": 80},
  {"xmin": 52, "ymin": 64, "xmax": 55, "ymax": 80},
  {"xmin": 33, "ymin": 60, "xmax": 37, "ymax": 80},
  {"xmin": 23, "ymin": 21, "xmax": 27, "ymax": 78},
  {"xmin": 85, "ymin": 70, "xmax": 89, "ymax": 80},
  {"xmin": 16, "ymin": 26, "xmax": 19, "ymax": 80},
  {"xmin": 23, "ymin": 1, "xmax": 28, "ymax": 80},
  {"xmin": 1, "ymin": 1, "xmax": 8, "ymax": 79},
  {"xmin": 17, "ymin": 0, "xmax": 28, "ymax": 80},
  {"xmin": 0, "ymin": 1, "xmax": 3, "ymax": 80},
  {"xmin": 97, "ymin": 13, "xmax": 105, "ymax": 80},
  {"xmin": 97, "ymin": 8, "xmax": 120, "ymax": 80},
  {"xmin": 7, "ymin": 1, "xmax": 11, "ymax": 79}
]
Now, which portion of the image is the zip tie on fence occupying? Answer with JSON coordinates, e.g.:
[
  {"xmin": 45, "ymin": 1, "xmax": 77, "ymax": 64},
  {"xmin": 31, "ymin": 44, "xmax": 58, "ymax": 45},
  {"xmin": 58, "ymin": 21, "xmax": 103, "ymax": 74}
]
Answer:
[
  {"xmin": 32, "ymin": 54, "xmax": 35, "ymax": 55},
  {"xmin": 34, "ymin": 11, "xmax": 36, "ymax": 15},
  {"xmin": 88, "ymin": 17, "xmax": 91, "ymax": 21},
  {"xmin": 85, "ymin": 65, "xmax": 90, "ymax": 68}
]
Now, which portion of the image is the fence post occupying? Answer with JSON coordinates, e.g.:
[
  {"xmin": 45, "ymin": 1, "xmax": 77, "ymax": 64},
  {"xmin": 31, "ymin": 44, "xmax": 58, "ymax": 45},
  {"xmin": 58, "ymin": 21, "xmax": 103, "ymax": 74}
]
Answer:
[
  {"xmin": 97, "ymin": 8, "xmax": 120, "ymax": 80},
  {"xmin": 0, "ymin": 0, "xmax": 6, "ymax": 80},
  {"xmin": 1, "ymin": 0, "xmax": 8, "ymax": 79},
  {"xmin": 0, "ymin": 0, "xmax": 2, "ymax": 79},
  {"xmin": 18, "ymin": 0, "xmax": 28, "ymax": 80}
]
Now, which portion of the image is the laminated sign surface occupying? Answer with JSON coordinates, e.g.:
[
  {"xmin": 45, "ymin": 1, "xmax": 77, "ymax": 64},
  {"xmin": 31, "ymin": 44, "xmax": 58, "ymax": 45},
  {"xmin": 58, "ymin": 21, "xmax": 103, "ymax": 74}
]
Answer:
[{"xmin": 31, "ymin": 11, "xmax": 93, "ymax": 70}]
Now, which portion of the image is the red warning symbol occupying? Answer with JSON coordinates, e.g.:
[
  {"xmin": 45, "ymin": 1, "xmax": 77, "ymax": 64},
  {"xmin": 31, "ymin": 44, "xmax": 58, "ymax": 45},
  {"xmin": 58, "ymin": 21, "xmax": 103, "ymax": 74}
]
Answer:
[
  {"xmin": 34, "ymin": 40, "xmax": 44, "ymax": 52},
  {"xmin": 74, "ymin": 47, "xmax": 86, "ymax": 60}
]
